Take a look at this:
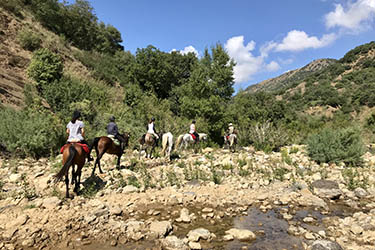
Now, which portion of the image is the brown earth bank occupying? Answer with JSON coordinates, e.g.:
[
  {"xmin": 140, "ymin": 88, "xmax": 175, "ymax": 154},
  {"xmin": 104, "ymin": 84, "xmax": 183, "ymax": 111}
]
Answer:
[{"xmin": 0, "ymin": 146, "xmax": 375, "ymax": 250}]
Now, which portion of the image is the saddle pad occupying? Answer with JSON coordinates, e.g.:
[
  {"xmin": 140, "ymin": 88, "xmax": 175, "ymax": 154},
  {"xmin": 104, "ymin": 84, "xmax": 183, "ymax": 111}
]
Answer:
[
  {"xmin": 107, "ymin": 135, "xmax": 120, "ymax": 146},
  {"xmin": 190, "ymin": 133, "xmax": 196, "ymax": 140},
  {"xmin": 60, "ymin": 143, "xmax": 89, "ymax": 154}
]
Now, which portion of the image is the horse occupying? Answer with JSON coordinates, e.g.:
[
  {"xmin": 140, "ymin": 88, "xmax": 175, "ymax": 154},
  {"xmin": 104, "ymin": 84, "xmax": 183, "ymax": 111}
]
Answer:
[
  {"xmin": 225, "ymin": 134, "xmax": 237, "ymax": 152},
  {"xmin": 161, "ymin": 132, "xmax": 173, "ymax": 158},
  {"xmin": 54, "ymin": 143, "xmax": 87, "ymax": 198},
  {"xmin": 90, "ymin": 132, "xmax": 130, "ymax": 175},
  {"xmin": 175, "ymin": 133, "xmax": 207, "ymax": 150},
  {"xmin": 139, "ymin": 133, "xmax": 160, "ymax": 158}
]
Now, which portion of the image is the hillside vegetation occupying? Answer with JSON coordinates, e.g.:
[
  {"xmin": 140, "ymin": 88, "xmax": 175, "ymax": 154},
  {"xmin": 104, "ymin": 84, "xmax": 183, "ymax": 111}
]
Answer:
[{"xmin": 0, "ymin": 0, "xmax": 374, "ymax": 167}]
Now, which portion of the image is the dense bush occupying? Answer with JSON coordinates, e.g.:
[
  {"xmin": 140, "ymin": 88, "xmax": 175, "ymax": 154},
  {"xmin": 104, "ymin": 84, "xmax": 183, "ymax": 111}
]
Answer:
[
  {"xmin": 306, "ymin": 127, "xmax": 365, "ymax": 166},
  {"xmin": 27, "ymin": 48, "xmax": 63, "ymax": 91},
  {"xmin": 0, "ymin": 108, "xmax": 64, "ymax": 158},
  {"xmin": 17, "ymin": 28, "xmax": 42, "ymax": 51}
]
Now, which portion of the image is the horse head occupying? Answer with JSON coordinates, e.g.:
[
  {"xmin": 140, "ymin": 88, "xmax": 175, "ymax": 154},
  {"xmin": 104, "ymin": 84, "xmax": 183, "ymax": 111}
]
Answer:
[
  {"xmin": 199, "ymin": 133, "xmax": 208, "ymax": 141},
  {"xmin": 121, "ymin": 132, "xmax": 130, "ymax": 147}
]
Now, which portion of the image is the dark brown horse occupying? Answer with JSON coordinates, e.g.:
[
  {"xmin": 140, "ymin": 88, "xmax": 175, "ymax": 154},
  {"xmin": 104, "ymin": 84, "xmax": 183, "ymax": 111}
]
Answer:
[
  {"xmin": 55, "ymin": 143, "xmax": 87, "ymax": 198},
  {"xmin": 90, "ymin": 132, "xmax": 130, "ymax": 175}
]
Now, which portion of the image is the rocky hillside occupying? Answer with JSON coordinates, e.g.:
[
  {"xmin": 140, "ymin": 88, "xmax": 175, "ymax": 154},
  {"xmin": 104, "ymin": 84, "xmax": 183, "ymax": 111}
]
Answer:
[
  {"xmin": 0, "ymin": 7, "xmax": 97, "ymax": 109},
  {"xmin": 1, "ymin": 147, "xmax": 375, "ymax": 249},
  {"xmin": 246, "ymin": 59, "xmax": 337, "ymax": 94}
]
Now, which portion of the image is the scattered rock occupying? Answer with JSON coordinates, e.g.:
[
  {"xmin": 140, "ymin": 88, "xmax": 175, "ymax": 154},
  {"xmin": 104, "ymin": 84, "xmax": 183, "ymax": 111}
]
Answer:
[
  {"xmin": 311, "ymin": 180, "xmax": 342, "ymax": 200},
  {"xmin": 311, "ymin": 240, "xmax": 343, "ymax": 250},
  {"xmin": 188, "ymin": 241, "xmax": 202, "ymax": 250},
  {"xmin": 122, "ymin": 185, "xmax": 139, "ymax": 194},
  {"xmin": 354, "ymin": 187, "xmax": 367, "ymax": 198},
  {"xmin": 160, "ymin": 236, "xmax": 188, "ymax": 250},
  {"xmin": 187, "ymin": 228, "xmax": 211, "ymax": 242},
  {"xmin": 149, "ymin": 221, "xmax": 173, "ymax": 238},
  {"xmin": 42, "ymin": 197, "xmax": 62, "ymax": 209}
]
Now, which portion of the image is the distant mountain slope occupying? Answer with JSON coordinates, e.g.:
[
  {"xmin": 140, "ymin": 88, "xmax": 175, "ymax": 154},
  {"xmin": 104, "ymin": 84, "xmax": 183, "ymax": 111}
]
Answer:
[{"xmin": 246, "ymin": 58, "xmax": 337, "ymax": 94}]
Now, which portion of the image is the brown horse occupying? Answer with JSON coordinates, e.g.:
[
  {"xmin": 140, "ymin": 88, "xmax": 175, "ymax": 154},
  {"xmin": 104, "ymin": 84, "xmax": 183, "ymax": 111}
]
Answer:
[
  {"xmin": 139, "ymin": 133, "xmax": 159, "ymax": 158},
  {"xmin": 90, "ymin": 132, "xmax": 130, "ymax": 175},
  {"xmin": 55, "ymin": 143, "xmax": 87, "ymax": 198}
]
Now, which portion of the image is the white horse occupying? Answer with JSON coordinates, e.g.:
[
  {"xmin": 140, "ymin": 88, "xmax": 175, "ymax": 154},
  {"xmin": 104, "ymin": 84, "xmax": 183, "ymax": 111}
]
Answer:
[
  {"xmin": 176, "ymin": 133, "xmax": 207, "ymax": 150},
  {"xmin": 161, "ymin": 132, "xmax": 173, "ymax": 158},
  {"xmin": 224, "ymin": 134, "xmax": 237, "ymax": 152}
]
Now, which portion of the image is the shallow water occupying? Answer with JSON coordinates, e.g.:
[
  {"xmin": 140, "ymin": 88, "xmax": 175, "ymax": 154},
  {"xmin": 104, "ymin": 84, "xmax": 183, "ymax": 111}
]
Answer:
[
  {"xmin": 80, "ymin": 206, "xmax": 307, "ymax": 250},
  {"xmin": 226, "ymin": 207, "xmax": 303, "ymax": 250}
]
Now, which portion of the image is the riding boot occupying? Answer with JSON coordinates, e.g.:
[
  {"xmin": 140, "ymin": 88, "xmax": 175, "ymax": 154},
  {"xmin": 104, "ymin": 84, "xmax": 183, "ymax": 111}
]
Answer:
[{"xmin": 87, "ymin": 155, "xmax": 94, "ymax": 162}]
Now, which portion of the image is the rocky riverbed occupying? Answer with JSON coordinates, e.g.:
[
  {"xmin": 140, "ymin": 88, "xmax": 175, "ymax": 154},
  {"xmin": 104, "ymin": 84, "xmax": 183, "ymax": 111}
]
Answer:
[{"xmin": 0, "ymin": 145, "xmax": 375, "ymax": 250}]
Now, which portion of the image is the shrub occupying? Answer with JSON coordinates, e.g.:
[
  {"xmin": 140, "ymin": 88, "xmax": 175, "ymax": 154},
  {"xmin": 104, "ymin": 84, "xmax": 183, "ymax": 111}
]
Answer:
[
  {"xmin": 306, "ymin": 127, "xmax": 365, "ymax": 166},
  {"xmin": 0, "ymin": 108, "xmax": 64, "ymax": 158},
  {"xmin": 27, "ymin": 48, "xmax": 63, "ymax": 91},
  {"xmin": 17, "ymin": 28, "xmax": 41, "ymax": 51},
  {"xmin": 249, "ymin": 121, "xmax": 289, "ymax": 153}
]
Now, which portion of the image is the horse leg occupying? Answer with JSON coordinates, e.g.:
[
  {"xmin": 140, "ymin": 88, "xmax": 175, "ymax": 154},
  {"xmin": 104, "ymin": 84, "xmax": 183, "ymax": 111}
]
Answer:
[
  {"xmin": 98, "ymin": 147, "xmax": 109, "ymax": 174},
  {"xmin": 116, "ymin": 153, "xmax": 122, "ymax": 168},
  {"xmin": 92, "ymin": 151, "xmax": 104, "ymax": 175},
  {"xmin": 71, "ymin": 165, "xmax": 75, "ymax": 185},
  {"xmin": 65, "ymin": 172, "xmax": 70, "ymax": 198},
  {"xmin": 74, "ymin": 167, "xmax": 82, "ymax": 193}
]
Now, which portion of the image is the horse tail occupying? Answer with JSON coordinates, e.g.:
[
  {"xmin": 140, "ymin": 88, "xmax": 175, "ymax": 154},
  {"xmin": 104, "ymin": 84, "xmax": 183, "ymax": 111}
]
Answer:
[
  {"xmin": 176, "ymin": 135, "xmax": 183, "ymax": 149},
  {"xmin": 90, "ymin": 137, "xmax": 100, "ymax": 154},
  {"xmin": 161, "ymin": 134, "xmax": 167, "ymax": 156},
  {"xmin": 55, "ymin": 145, "xmax": 77, "ymax": 182}
]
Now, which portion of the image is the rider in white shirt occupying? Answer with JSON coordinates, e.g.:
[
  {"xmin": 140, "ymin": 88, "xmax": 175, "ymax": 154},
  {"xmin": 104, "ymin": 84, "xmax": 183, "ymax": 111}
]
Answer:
[
  {"xmin": 189, "ymin": 120, "xmax": 199, "ymax": 143},
  {"xmin": 147, "ymin": 117, "xmax": 159, "ymax": 139}
]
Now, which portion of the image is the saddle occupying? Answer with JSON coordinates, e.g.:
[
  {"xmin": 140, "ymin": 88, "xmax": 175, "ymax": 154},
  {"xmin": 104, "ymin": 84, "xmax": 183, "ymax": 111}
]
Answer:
[
  {"xmin": 107, "ymin": 135, "xmax": 121, "ymax": 146},
  {"xmin": 60, "ymin": 143, "xmax": 89, "ymax": 154}
]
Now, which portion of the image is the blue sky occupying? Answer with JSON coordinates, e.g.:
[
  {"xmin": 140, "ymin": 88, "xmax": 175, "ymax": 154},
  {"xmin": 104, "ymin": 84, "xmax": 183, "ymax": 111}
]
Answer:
[{"xmin": 86, "ymin": 0, "xmax": 375, "ymax": 91}]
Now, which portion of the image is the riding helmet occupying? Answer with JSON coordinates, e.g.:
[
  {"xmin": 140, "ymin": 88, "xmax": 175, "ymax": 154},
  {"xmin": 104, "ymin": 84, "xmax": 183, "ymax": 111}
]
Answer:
[
  {"xmin": 109, "ymin": 116, "xmax": 115, "ymax": 122},
  {"xmin": 151, "ymin": 117, "xmax": 155, "ymax": 121}
]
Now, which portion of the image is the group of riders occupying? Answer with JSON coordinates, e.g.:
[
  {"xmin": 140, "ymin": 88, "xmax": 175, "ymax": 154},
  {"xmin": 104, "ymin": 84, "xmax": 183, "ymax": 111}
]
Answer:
[{"xmin": 65, "ymin": 110, "xmax": 237, "ymax": 162}]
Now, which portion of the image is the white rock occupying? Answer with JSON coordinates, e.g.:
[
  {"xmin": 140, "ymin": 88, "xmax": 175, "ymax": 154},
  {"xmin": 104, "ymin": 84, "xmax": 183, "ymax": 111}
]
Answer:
[
  {"xmin": 187, "ymin": 228, "xmax": 211, "ymax": 242},
  {"xmin": 225, "ymin": 228, "xmax": 256, "ymax": 241},
  {"xmin": 149, "ymin": 221, "xmax": 173, "ymax": 238},
  {"xmin": 188, "ymin": 241, "xmax": 201, "ymax": 250},
  {"xmin": 9, "ymin": 174, "xmax": 21, "ymax": 183},
  {"xmin": 122, "ymin": 185, "xmax": 139, "ymax": 194},
  {"xmin": 42, "ymin": 197, "xmax": 62, "ymax": 209}
]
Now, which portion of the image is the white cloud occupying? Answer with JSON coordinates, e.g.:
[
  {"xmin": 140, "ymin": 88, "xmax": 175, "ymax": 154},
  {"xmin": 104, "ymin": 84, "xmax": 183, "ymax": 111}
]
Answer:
[
  {"xmin": 180, "ymin": 46, "xmax": 199, "ymax": 56},
  {"xmin": 170, "ymin": 45, "xmax": 199, "ymax": 56},
  {"xmin": 274, "ymin": 30, "xmax": 336, "ymax": 52},
  {"xmin": 325, "ymin": 0, "xmax": 375, "ymax": 31},
  {"xmin": 266, "ymin": 61, "xmax": 280, "ymax": 71},
  {"xmin": 225, "ymin": 36, "xmax": 278, "ymax": 83}
]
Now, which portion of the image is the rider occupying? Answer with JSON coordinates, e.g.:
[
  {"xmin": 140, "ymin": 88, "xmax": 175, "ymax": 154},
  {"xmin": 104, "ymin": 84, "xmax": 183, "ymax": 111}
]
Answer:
[
  {"xmin": 189, "ymin": 120, "xmax": 199, "ymax": 143},
  {"xmin": 224, "ymin": 123, "xmax": 236, "ymax": 145},
  {"xmin": 107, "ymin": 116, "xmax": 126, "ymax": 151},
  {"xmin": 147, "ymin": 117, "xmax": 159, "ymax": 139},
  {"xmin": 66, "ymin": 110, "xmax": 93, "ymax": 161}
]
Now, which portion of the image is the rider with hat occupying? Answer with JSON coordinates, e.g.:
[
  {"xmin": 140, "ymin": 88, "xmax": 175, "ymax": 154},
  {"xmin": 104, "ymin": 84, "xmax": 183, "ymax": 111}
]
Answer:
[
  {"xmin": 224, "ymin": 122, "xmax": 236, "ymax": 145},
  {"xmin": 107, "ymin": 116, "xmax": 127, "ymax": 151}
]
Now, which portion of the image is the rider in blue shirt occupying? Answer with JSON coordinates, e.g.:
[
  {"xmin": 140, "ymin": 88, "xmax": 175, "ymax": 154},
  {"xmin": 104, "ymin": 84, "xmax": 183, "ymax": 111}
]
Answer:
[{"xmin": 107, "ymin": 116, "xmax": 126, "ymax": 151}]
